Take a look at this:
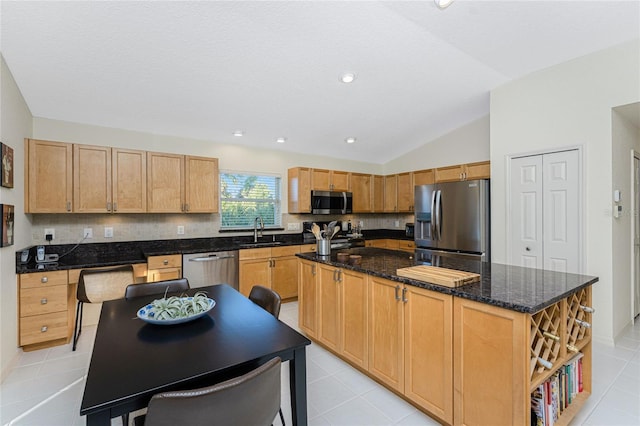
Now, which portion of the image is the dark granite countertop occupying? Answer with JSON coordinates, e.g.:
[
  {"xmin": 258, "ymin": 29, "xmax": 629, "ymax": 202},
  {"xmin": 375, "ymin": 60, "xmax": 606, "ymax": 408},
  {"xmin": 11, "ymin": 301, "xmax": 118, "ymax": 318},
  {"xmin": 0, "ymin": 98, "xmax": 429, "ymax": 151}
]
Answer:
[
  {"xmin": 297, "ymin": 247, "xmax": 599, "ymax": 314},
  {"xmin": 14, "ymin": 230, "xmax": 406, "ymax": 274}
]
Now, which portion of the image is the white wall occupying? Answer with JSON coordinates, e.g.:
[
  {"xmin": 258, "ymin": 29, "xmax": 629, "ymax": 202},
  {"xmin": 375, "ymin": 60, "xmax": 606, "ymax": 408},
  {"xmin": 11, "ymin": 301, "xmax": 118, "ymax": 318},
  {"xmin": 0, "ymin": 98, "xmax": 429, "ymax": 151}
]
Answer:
[
  {"xmin": 0, "ymin": 56, "xmax": 33, "ymax": 379},
  {"xmin": 490, "ymin": 40, "xmax": 640, "ymax": 345},
  {"xmin": 384, "ymin": 115, "xmax": 489, "ymax": 174},
  {"xmin": 612, "ymin": 104, "xmax": 640, "ymax": 337}
]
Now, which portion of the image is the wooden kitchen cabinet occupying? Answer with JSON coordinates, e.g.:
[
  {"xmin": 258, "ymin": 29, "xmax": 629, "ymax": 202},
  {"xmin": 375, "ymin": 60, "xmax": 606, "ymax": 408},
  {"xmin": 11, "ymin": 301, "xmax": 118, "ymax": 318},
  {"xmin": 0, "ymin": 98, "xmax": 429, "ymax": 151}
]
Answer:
[
  {"xmin": 413, "ymin": 169, "xmax": 434, "ymax": 186},
  {"xmin": 340, "ymin": 269, "xmax": 368, "ymax": 369},
  {"xmin": 184, "ymin": 156, "xmax": 219, "ymax": 213},
  {"xmin": 396, "ymin": 172, "xmax": 414, "ymax": 212},
  {"xmin": 288, "ymin": 167, "xmax": 312, "ymax": 213},
  {"xmin": 18, "ymin": 270, "xmax": 72, "ymax": 350},
  {"xmin": 351, "ymin": 173, "xmax": 372, "ymax": 212},
  {"xmin": 311, "ymin": 168, "xmax": 350, "ymax": 191},
  {"xmin": 298, "ymin": 259, "xmax": 319, "ymax": 338},
  {"xmin": 239, "ymin": 245, "xmax": 300, "ymax": 299},
  {"xmin": 373, "ymin": 175, "xmax": 385, "ymax": 212},
  {"xmin": 74, "ymin": 145, "xmax": 147, "ymax": 213},
  {"xmin": 317, "ymin": 263, "xmax": 342, "ymax": 352},
  {"xmin": 383, "ymin": 174, "xmax": 398, "ymax": 212},
  {"xmin": 25, "ymin": 139, "xmax": 73, "ymax": 213},
  {"xmin": 365, "ymin": 239, "xmax": 388, "ymax": 248},
  {"xmin": 435, "ymin": 161, "xmax": 490, "ymax": 183},
  {"xmin": 147, "ymin": 254, "xmax": 182, "ymax": 282}
]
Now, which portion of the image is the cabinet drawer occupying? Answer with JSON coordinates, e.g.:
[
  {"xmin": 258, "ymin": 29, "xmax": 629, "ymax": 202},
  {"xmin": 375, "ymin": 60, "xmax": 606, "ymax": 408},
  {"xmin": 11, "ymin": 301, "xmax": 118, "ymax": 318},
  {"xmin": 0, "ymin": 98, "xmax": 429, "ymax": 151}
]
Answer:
[
  {"xmin": 20, "ymin": 285, "xmax": 68, "ymax": 317},
  {"xmin": 272, "ymin": 245, "xmax": 300, "ymax": 257},
  {"xmin": 20, "ymin": 311, "xmax": 68, "ymax": 346},
  {"xmin": 147, "ymin": 254, "xmax": 181, "ymax": 269},
  {"xmin": 239, "ymin": 247, "xmax": 271, "ymax": 260},
  {"xmin": 300, "ymin": 244, "xmax": 317, "ymax": 253},
  {"xmin": 148, "ymin": 267, "xmax": 182, "ymax": 283},
  {"xmin": 20, "ymin": 270, "xmax": 68, "ymax": 289}
]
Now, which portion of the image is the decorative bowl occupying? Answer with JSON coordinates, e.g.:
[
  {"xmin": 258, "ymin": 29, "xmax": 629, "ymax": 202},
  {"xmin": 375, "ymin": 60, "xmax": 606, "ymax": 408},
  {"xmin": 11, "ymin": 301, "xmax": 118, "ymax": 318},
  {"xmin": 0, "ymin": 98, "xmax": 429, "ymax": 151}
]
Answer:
[{"xmin": 137, "ymin": 297, "xmax": 215, "ymax": 325}]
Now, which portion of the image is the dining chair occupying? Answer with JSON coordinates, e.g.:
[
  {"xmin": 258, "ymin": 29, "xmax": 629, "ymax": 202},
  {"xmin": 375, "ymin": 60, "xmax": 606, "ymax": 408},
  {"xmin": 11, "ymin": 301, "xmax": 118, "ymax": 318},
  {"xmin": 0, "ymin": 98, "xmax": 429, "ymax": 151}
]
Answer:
[
  {"xmin": 249, "ymin": 285, "xmax": 285, "ymax": 425},
  {"xmin": 124, "ymin": 278, "xmax": 190, "ymax": 300},
  {"xmin": 133, "ymin": 357, "xmax": 282, "ymax": 426},
  {"xmin": 248, "ymin": 285, "xmax": 282, "ymax": 319},
  {"xmin": 73, "ymin": 264, "xmax": 134, "ymax": 351}
]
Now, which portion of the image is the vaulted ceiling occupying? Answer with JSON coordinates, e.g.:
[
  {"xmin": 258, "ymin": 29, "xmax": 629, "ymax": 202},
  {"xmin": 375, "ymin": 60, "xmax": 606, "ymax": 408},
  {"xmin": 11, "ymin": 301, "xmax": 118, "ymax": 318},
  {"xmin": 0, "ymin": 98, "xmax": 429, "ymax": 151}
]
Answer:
[{"xmin": 1, "ymin": 1, "xmax": 638, "ymax": 163}]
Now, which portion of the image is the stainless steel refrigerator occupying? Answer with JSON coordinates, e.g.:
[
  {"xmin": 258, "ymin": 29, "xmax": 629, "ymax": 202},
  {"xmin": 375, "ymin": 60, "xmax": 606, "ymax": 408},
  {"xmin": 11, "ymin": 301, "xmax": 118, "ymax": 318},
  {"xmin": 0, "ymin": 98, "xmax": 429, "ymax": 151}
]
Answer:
[{"xmin": 414, "ymin": 180, "xmax": 490, "ymax": 262}]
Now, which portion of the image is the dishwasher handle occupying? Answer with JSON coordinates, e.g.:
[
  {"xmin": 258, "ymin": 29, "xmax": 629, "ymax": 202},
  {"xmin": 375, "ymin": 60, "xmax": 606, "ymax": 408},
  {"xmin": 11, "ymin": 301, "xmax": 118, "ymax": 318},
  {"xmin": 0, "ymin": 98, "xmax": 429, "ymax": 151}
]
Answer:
[{"xmin": 188, "ymin": 254, "xmax": 235, "ymax": 262}]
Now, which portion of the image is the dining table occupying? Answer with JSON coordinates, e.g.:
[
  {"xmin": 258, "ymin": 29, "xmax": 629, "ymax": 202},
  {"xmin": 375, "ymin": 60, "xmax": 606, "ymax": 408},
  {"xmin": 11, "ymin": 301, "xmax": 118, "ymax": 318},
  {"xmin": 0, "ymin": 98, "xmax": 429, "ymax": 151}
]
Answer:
[{"xmin": 80, "ymin": 284, "xmax": 311, "ymax": 425}]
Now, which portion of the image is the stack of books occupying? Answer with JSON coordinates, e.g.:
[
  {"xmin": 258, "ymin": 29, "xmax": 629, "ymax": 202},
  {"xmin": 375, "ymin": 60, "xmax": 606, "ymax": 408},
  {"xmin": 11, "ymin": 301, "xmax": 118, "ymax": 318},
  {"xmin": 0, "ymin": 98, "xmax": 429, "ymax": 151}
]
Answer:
[{"xmin": 531, "ymin": 352, "xmax": 584, "ymax": 425}]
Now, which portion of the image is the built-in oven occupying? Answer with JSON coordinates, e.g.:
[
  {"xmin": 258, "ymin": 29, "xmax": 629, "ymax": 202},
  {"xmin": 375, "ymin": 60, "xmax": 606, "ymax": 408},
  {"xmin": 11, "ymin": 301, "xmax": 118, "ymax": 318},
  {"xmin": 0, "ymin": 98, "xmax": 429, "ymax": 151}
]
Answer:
[{"xmin": 311, "ymin": 191, "xmax": 352, "ymax": 215}]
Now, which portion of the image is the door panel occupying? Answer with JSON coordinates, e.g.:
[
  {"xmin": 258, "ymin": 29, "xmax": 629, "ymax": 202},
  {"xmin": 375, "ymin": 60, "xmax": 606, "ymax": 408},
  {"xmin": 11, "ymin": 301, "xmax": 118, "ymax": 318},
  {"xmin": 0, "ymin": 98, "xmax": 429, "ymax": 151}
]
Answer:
[{"xmin": 510, "ymin": 155, "xmax": 543, "ymax": 268}]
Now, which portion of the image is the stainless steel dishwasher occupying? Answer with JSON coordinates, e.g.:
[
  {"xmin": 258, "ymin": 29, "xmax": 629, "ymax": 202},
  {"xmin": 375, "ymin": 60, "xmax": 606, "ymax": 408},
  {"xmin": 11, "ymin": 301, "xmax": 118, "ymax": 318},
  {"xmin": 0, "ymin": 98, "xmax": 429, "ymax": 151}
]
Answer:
[{"xmin": 182, "ymin": 250, "xmax": 239, "ymax": 290}]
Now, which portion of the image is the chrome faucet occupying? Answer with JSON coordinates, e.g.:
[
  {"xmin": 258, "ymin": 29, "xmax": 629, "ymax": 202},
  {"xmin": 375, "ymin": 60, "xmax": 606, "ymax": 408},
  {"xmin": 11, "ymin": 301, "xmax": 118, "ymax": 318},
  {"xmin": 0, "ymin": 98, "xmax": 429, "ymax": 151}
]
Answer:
[{"xmin": 254, "ymin": 216, "xmax": 264, "ymax": 242}]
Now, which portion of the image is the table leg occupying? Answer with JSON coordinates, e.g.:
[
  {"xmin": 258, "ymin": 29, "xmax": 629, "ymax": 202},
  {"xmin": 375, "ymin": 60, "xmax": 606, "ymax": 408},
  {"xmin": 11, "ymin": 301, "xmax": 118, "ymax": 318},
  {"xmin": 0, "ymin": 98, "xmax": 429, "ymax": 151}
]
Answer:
[
  {"xmin": 289, "ymin": 347, "xmax": 308, "ymax": 426},
  {"xmin": 85, "ymin": 410, "xmax": 111, "ymax": 426}
]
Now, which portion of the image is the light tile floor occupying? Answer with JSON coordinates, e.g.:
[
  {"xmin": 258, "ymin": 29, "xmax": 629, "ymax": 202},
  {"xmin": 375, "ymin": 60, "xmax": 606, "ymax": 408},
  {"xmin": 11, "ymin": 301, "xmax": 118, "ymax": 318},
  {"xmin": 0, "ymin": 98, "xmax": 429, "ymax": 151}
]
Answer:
[{"xmin": 1, "ymin": 302, "xmax": 639, "ymax": 425}]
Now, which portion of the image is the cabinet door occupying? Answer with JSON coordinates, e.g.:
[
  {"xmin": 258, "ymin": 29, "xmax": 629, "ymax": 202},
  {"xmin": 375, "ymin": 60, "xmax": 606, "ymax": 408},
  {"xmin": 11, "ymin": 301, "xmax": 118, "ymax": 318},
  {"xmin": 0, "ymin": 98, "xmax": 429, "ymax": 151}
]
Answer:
[
  {"xmin": 341, "ymin": 269, "xmax": 368, "ymax": 369},
  {"xmin": 330, "ymin": 171, "xmax": 350, "ymax": 191},
  {"xmin": 147, "ymin": 152, "xmax": 184, "ymax": 212},
  {"xmin": 113, "ymin": 148, "xmax": 147, "ymax": 213},
  {"xmin": 26, "ymin": 139, "xmax": 73, "ymax": 213},
  {"xmin": 298, "ymin": 260, "xmax": 318, "ymax": 337},
  {"xmin": 413, "ymin": 169, "xmax": 434, "ymax": 186},
  {"xmin": 351, "ymin": 173, "xmax": 372, "ymax": 212},
  {"xmin": 311, "ymin": 169, "xmax": 331, "ymax": 190},
  {"xmin": 397, "ymin": 172, "xmax": 414, "ymax": 212},
  {"xmin": 288, "ymin": 167, "xmax": 311, "ymax": 213},
  {"xmin": 435, "ymin": 165, "xmax": 464, "ymax": 183},
  {"xmin": 272, "ymin": 255, "xmax": 299, "ymax": 300},
  {"xmin": 147, "ymin": 268, "xmax": 182, "ymax": 283},
  {"xmin": 368, "ymin": 276, "xmax": 404, "ymax": 391},
  {"xmin": 317, "ymin": 264, "xmax": 341, "ymax": 352},
  {"xmin": 239, "ymin": 258, "xmax": 270, "ymax": 297},
  {"xmin": 74, "ymin": 144, "xmax": 112, "ymax": 213},
  {"xmin": 372, "ymin": 175, "xmax": 385, "ymax": 212},
  {"xmin": 404, "ymin": 286, "xmax": 453, "ymax": 423},
  {"xmin": 185, "ymin": 156, "xmax": 218, "ymax": 213},
  {"xmin": 464, "ymin": 161, "xmax": 490, "ymax": 180},
  {"xmin": 453, "ymin": 297, "xmax": 528, "ymax": 426},
  {"xmin": 384, "ymin": 175, "xmax": 397, "ymax": 212}
]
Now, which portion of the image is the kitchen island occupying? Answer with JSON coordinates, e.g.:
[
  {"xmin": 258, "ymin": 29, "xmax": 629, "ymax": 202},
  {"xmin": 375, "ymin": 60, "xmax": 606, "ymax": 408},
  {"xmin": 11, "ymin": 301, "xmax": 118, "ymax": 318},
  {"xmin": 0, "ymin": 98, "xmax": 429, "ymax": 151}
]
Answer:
[{"xmin": 297, "ymin": 247, "xmax": 598, "ymax": 426}]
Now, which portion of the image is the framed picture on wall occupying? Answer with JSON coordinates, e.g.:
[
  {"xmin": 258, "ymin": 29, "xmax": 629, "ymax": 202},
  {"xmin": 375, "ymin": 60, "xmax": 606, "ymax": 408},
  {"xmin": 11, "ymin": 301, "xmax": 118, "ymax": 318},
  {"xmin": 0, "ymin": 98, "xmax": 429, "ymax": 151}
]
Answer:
[
  {"xmin": 1, "ymin": 204, "xmax": 15, "ymax": 247},
  {"xmin": 1, "ymin": 143, "xmax": 14, "ymax": 188}
]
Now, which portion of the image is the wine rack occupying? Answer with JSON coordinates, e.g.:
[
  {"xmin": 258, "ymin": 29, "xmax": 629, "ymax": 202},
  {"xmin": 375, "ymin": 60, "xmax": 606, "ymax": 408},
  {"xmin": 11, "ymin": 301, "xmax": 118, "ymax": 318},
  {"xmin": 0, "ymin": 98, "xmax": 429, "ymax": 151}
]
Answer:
[
  {"xmin": 566, "ymin": 288, "xmax": 592, "ymax": 350},
  {"xmin": 529, "ymin": 302, "xmax": 562, "ymax": 383}
]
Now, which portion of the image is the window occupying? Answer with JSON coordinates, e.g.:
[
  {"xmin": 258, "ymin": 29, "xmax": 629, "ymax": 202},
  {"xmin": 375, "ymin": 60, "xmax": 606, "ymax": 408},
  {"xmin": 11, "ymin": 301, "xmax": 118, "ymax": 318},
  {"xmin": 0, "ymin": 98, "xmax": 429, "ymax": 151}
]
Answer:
[{"xmin": 220, "ymin": 172, "xmax": 282, "ymax": 229}]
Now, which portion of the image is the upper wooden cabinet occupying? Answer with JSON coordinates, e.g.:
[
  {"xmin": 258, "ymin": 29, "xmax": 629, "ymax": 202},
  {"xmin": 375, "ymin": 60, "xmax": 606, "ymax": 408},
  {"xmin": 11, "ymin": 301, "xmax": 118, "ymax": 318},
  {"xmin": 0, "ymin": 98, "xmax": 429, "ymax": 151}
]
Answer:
[
  {"xmin": 383, "ymin": 175, "xmax": 397, "ymax": 212},
  {"xmin": 25, "ymin": 139, "xmax": 73, "ymax": 213},
  {"xmin": 73, "ymin": 145, "xmax": 147, "ymax": 213},
  {"xmin": 373, "ymin": 175, "xmax": 385, "ymax": 212},
  {"xmin": 147, "ymin": 153, "xmax": 218, "ymax": 213},
  {"xmin": 351, "ymin": 173, "xmax": 372, "ymax": 213},
  {"xmin": 288, "ymin": 167, "xmax": 312, "ymax": 213},
  {"xmin": 413, "ymin": 169, "xmax": 434, "ymax": 186},
  {"xmin": 396, "ymin": 172, "xmax": 413, "ymax": 212},
  {"xmin": 435, "ymin": 161, "xmax": 490, "ymax": 183},
  {"xmin": 311, "ymin": 168, "xmax": 350, "ymax": 191}
]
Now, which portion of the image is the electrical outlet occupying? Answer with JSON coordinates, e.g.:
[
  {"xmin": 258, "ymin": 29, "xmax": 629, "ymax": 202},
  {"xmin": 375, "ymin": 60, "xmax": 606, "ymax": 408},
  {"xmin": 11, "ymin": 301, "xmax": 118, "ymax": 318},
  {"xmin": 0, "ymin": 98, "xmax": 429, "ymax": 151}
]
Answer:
[
  {"xmin": 44, "ymin": 228, "xmax": 55, "ymax": 240},
  {"xmin": 84, "ymin": 228, "xmax": 93, "ymax": 239},
  {"xmin": 104, "ymin": 227, "xmax": 114, "ymax": 238},
  {"xmin": 287, "ymin": 222, "xmax": 300, "ymax": 231},
  {"xmin": 358, "ymin": 220, "xmax": 364, "ymax": 227},
  {"xmin": 394, "ymin": 220, "xmax": 400, "ymax": 228},
  {"xmin": 177, "ymin": 225, "xmax": 185, "ymax": 235}
]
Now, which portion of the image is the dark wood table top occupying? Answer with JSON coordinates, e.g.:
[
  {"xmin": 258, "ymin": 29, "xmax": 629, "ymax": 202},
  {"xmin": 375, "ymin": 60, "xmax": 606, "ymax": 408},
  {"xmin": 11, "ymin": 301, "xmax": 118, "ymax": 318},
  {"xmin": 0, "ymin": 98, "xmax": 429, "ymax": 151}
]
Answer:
[{"xmin": 80, "ymin": 284, "xmax": 310, "ymax": 418}]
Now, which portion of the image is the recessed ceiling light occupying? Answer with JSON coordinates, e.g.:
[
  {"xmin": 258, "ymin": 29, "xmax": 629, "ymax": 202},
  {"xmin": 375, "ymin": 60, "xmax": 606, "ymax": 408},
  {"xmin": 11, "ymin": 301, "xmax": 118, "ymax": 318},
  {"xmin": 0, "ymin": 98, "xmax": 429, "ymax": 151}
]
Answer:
[
  {"xmin": 434, "ymin": 0, "xmax": 453, "ymax": 9},
  {"xmin": 345, "ymin": 137, "xmax": 356, "ymax": 144},
  {"xmin": 340, "ymin": 73, "xmax": 356, "ymax": 83},
  {"xmin": 276, "ymin": 137, "xmax": 287, "ymax": 144},
  {"xmin": 233, "ymin": 130, "xmax": 244, "ymax": 137}
]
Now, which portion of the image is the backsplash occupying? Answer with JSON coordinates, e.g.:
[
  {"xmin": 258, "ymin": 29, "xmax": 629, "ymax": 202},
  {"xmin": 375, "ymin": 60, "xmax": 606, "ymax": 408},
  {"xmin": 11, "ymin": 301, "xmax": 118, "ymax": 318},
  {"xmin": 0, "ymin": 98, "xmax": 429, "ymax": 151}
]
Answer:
[{"xmin": 28, "ymin": 213, "xmax": 414, "ymax": 246}]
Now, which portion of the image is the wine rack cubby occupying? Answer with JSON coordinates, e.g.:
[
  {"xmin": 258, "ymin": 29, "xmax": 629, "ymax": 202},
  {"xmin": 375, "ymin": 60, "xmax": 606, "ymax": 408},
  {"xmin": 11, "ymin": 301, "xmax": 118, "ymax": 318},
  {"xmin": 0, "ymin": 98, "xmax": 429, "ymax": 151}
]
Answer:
[
  {"xmin": 529, "ymin": 302, "xmax": 562, "ymax": 383},
  {"xmin": 566, "ymin": 287, "xmax": 592, "ymax": 350}
]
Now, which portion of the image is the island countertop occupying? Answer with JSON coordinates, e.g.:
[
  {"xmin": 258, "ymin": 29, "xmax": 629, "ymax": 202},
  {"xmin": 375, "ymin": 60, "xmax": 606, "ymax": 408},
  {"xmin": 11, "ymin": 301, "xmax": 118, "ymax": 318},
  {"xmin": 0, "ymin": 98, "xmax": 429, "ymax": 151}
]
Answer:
[{"xmin": 297, "ymin": 247, "xmax": 598, "ymax": 314}]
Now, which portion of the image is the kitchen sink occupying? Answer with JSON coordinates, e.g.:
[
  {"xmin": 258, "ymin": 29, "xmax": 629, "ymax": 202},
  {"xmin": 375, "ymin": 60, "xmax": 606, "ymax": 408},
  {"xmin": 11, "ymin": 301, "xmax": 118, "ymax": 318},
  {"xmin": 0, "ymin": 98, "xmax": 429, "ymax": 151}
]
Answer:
[{"xmin": 238, "ymin": 242, "xmax": 283, "ymax": 248}]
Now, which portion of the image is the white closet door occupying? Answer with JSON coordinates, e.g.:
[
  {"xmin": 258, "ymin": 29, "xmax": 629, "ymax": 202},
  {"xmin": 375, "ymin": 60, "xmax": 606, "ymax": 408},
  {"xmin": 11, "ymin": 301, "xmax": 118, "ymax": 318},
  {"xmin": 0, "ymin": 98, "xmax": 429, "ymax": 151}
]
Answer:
[
  {"xmin": 509, "ymin": 150, "xmax": 580, "ymax": 273},
  {"xmin": 634, "ymin": 156, "xmax": 640, "ymax": 318},
  {"xmin": 542, "ymin": 150, "xmax": 579, "ymax": 273},
  {"xmin": 510, "ymin": 155, "xmax": 543, "ymax": 269}
]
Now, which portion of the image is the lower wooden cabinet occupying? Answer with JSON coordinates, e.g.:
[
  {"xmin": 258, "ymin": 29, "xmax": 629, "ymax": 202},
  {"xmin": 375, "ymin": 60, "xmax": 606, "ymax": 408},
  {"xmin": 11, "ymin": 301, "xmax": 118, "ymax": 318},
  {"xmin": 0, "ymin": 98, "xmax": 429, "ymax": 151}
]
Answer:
[
  {"xmin": 147, "ymin": 254, "xmax": 182, "ymax": 282},
  {"xmin": 298, "ymin": 259, "xmax": 319, "ymax": 338},
  {"xmin": 239, "ymin": 245, "xmax": 301, "ymax": 298}
]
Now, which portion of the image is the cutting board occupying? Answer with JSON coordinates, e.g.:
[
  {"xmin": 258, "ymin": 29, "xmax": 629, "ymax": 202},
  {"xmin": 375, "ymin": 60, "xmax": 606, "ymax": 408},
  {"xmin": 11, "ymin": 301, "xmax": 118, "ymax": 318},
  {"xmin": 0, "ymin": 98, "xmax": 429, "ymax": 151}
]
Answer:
[{"xmin": 396, "ymin": 265, "xmax": 480, "ymax": 288}]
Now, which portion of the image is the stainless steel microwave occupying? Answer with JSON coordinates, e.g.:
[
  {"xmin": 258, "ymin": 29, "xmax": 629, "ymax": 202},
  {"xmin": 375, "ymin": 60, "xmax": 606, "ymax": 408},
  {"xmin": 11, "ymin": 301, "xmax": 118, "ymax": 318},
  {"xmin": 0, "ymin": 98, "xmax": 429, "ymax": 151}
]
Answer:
[{"xmin": 311, "ymin": 191, "xmax": 352, "ymax": 214}]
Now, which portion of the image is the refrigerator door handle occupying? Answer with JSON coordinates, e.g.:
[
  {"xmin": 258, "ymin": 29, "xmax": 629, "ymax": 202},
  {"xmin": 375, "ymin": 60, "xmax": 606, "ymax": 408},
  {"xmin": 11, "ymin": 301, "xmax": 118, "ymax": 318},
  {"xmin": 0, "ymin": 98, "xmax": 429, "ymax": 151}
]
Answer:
[
  {"xmin": 435, "ymin": 190, "xmax": 442, "ymax": 241},
  {"xmin": 430, "ymin": 190, "xmax": 437, "ymax": 240}
]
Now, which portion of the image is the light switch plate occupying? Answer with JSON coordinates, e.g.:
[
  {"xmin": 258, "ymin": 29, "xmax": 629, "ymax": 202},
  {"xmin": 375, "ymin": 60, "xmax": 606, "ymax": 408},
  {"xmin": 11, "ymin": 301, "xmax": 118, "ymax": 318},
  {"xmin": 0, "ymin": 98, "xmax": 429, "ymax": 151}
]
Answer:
[
  {"xmin": 104, "ymin": 227, "xmax": 114, "ymax": 238},
  {"xmin": 177, "ymin": 225, "xmax": 185, "ymax": 235}
]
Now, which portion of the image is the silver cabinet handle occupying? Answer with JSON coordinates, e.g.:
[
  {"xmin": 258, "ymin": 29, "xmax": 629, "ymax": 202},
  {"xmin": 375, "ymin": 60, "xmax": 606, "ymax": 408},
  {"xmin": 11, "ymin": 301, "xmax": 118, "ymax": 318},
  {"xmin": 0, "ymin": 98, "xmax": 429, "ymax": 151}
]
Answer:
[
  {"xmin": 66, "ymin": 201, "xmax": 71, "ymax": 211},
  {"xmin": 185, "ymin": 203, "xmax": 190, "ymax": 212},
  {"xmin": 163, "ymin": 260, "xmax": 169, "ymax": 265},
  {"xmin": 107, "ymin": 202, "xmax": 112, "ymax": 212},
  {"xmin": 311, "ymin": 264, "xmax": 316, "ymax": 276},
  {"xmin": 395, "ymin": 285, "xmax": 401, "ymax": 301},
  {"xmin": 41, "ymin": 276, "xmax": 48, "ymax": 283},
  {"xmin": 41, "ymin": 326, "xmax": 48, "ymax": 333},
  {"xmin": 41, "ymin": 298, "xmax": 48, "ymax": 305},
  {"xmin": 113, "ymin": 202, "xmax": 117, "ymax": 212},
  {"xmin": 336, "ymin": 270, "xmax": 342, "ymax": 283},
  {"xmin": 402, "ymin": 287, "xmax": 408, "ymax": 303}
]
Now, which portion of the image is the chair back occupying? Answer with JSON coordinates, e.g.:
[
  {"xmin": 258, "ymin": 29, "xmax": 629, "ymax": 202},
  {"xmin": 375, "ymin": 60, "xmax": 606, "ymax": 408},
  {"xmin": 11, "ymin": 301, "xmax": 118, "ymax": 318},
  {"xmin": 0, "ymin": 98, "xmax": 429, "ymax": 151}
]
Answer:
[
  {"xmin": 143, "ymin": 357, "xmax": 282, "ymax": 426},
  {"xmin": 77, "ymin": 265, "xmax": 135, "ymax": 304},
  {"xmin": 249, "ymin": 285, "xmax": 281, "ymax": 319},
  {"xmin": 125, "ymin": 278, "xmax": 190, "ymax": 300}
]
